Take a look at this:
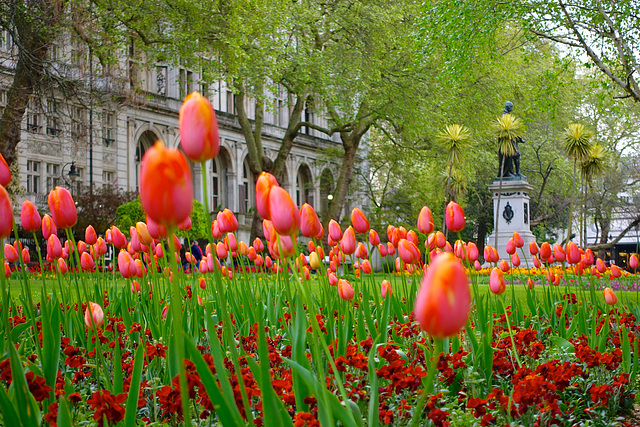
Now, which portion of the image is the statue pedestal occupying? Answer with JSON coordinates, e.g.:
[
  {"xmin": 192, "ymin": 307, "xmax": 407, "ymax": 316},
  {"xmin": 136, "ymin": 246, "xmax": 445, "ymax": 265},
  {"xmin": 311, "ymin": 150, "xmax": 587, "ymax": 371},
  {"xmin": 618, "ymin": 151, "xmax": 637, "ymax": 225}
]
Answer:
[{"xmin": 486, "ymin": 179, "xmax": 536, "ymax": 261}]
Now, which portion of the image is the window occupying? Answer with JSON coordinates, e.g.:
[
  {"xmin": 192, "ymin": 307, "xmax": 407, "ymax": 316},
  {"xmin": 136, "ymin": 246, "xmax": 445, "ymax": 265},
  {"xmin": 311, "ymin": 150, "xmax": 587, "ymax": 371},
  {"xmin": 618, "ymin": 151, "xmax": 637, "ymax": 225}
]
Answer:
[
  {"xmin": 102, "ymin": 111, "xmax": 116, "ymax": 147},
  {"xmin": 46, "ymin": 99, "xmax": 61, "ymax": 136},
  {"xmin": 26, "ymin": 161, "xmax": 41, "ymax": 194},
  {"xmin": 226, "ymin": 90, "xmax": 236, "ymax": 114},
  {"xmin": 103, "ymin": 170, "xmax": 114, "ymax": 186},
  {"xmin": 75, "ymin": 167, "xmax": 84, "ymax": 195},
  {"xmin": 26, "ymin": 107, "xmax": 40, "ymax": 133},
  {"xmin": 45, "ymin": 163, "xmax": 60, "ymax": 192},
  {"xmin": 0, "ymin": 88, "xmax": 6, "ymax": 115},
  {"xmin": 1, "ymin": 29, "xmax": 13, "ymax": 51},
  {"xmin": 71, "ymin": 106, "xmax": 85, "ymax": 139},
  {"xmin": 187, "ymin": 71, "xmax": 194, "ymax": 94},
  {"xmin": 179, "ymin": 69, "xmax": 186, "ymax": 99},
  {"xmin": 239, "ymin": 160, "xmax": 252, "ymax": 213},
  {"xmin": 156, "ymin": 66, "xmax": 167, "ymax": 96}
]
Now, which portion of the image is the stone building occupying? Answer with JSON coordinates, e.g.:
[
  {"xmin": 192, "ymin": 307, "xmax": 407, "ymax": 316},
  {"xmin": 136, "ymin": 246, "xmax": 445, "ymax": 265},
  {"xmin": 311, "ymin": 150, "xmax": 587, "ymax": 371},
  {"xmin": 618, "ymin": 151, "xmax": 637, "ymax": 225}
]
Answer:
[{"xmin": 0, "ymin": 31, "xmax": 359, "ymax": 242}]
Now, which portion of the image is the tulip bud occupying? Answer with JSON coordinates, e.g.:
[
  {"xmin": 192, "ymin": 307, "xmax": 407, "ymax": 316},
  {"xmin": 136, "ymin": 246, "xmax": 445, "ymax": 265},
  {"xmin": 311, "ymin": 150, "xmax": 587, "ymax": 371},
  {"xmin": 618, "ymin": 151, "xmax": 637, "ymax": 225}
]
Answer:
[
  {"xmin": 300, "ymin": 203, "xmax": 322, "ymax": 238},
  {"xmin": 20, "ymin": 201, "xmax": 41, "ymax": 233},
  {"xmin": 84, "ymin": 302, "xmax": 105, "ymax": 329},
  {"xmin": 398, "ymin": 239, "xmax": 420, "ymax": 264},
  {"xmin": 611, "ymin": 264, "xmax": 621, "ymax": 278},
  {"xmin": 179, "ymin": 91, "xmax": 220, "ymax": 162},
  {"xmin": 414, "ymin": 253, "xmax": 470, "ymax": 338},
  {"xmin": 596, "ymin": 258, "xmax": 607, "ymax": 273},
  {"xmin": 361, "ymin": 260, "xmax": 372, "ymax": 274},
  {"xmin": 553, "ymin": 244, "xmax": 566, "ymax": 263},
  {"xmin": 529, "ymin": 241, "xmax": 539, "ymax": 256},
  {"xmin": 21, "ymin": 248, "xmax": 30, "ymax": 263},
  {"xmin": 368, "ymin": 230, "xmax": 380, "ymax": 247},
  {"xmin": 328, "ymin": 271, "xmax": 338, "ymax": 286},
  {"xmin": 444, "ymin": 201, "xmax": 465, "ymax": 232},
  {"xmin": 83, "ymin": 225, "xmax": 97, "ymax": 246},
  {"xmin": 512, "ymin": 232, "xmax": 524, "ymax": 248},
  {"xmin": 417, "ymin": 206, "xmax": 434, "ymax": 234},
  {"xmin": 511, "ymin": 252, "xmax": 520, "ymax": 267},
  {"xmin": 381, "ymin": 279, "xmax": 392, "ymax": 298},
  {"xmin": 136, "ymin": 222, "xmax": 153, "ymax": 245},
  {"xmin": 604, "ymin": 287, "xmax": 617, "ymax": 305},
  {"xmin": 47, "ymin": 235, "xmax": 62, "ymax": 259},
  {"xmin": 489, "ymin": 267, "xmax": 506, "ymax": 295},
  {"xmin": 467, "ymin": 242, "xmax": 479, "ymax": 262},
  {"xmin": 48, "ymin": 187, "xmax": 77, "ymax": 229},
  {"xmin": 268, "ymin": 187, "xmax": 299, "ymax": 236},
  {"xmin": 506, "ymin": 238, "xmax": 516, "ymax": 255},
  {"xmin": 565, "ymin": 241, "xmax": 581, "ymax": 265},
  {"xmin": 378, "ymin": 243, "xmax": 387, "ymax": 257},
  {"xmin": 340, "ymin": 226, "xmax": 356, "ymax": 255},
  {"xmin": 539, "ymin": 242, "xmax": 551, "ymax": 261},
  {"xmin": 499, "ymin": 259, "xmax": 509, "ymax": 272},
  {"xmin": 527, "ymin": 278, "xmax": 535, "ymax": 289},
  {"xmin": 350, "ymin": 208, "xmax": 370, "ymax": 234},
  {"xmin": 255, "ymin": 172, "xmax": 279, "ymax": 220},
  {"xmin": 630, "ymin": 254, "xmax": 639, "ymax": 270},
  {"xmin": 4, "ymin": 244, "xmax": 18, "ymax": 263},
  {"xmin": 583, "ymin": 249, "xmax": 595, "ymax": 266},
  {"xmin": 354, "ymin": 242, "xmax": 368, "ymax": 259},
  {"xmin": 329, "ymin": 220, "xmax": 343, "ymax": 242},
  {"xmin": 337, "ymin": 279, "xmax": 355, "ymax": 300},
  {"xmin": 57, "ymin": 258, "xmax": 68, "ymax": 274}
]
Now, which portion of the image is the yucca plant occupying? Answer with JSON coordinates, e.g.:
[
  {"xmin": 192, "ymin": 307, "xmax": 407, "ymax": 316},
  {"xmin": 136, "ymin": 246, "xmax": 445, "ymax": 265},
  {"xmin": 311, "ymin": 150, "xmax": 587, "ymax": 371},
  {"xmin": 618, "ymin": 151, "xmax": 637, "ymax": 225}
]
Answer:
[
  {"xmin": 438, "ymin": 124, "xmax": 471, "ymax": 232},
  {"xmin": 579, "ymin": 143, "xmax": 608, "ymax": 245},
  {"xmin": 492, "ymin": 113, "xmax": 524, "ymax": 247},
  {"xmin": 563, "ymin": 123, "xmax": 594, "ymax": 245}
]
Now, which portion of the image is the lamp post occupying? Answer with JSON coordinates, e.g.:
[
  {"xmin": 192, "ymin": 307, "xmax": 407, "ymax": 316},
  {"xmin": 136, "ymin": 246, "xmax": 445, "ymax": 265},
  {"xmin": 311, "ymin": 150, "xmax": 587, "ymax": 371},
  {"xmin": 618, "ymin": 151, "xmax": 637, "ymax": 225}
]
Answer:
[{"xmin": 61, "ymin": 161, "xmax": 80, "ymax": 194}]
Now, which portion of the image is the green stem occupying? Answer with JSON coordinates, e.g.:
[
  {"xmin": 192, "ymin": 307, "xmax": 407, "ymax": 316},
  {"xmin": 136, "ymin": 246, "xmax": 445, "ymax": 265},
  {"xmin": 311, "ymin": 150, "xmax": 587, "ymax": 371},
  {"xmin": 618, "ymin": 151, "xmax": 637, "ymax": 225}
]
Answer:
[{"xmin": 409, "ymin": 338, "xmax": 442, "ymax": 427}]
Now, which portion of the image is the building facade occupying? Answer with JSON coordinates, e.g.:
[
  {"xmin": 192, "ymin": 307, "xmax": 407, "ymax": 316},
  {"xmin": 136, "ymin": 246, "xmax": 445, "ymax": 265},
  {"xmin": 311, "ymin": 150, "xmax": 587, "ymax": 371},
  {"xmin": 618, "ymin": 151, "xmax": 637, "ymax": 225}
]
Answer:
[{"xmin": 0, "ymin": 32, "xmax": 355, "ymax": 241}]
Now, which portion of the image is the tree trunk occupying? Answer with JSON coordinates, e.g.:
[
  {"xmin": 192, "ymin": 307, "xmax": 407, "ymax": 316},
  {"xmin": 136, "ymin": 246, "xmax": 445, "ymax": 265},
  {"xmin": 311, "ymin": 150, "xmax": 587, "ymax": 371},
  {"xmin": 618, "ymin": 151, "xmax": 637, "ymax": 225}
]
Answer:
[
  {"xmin": 0, "ymin": 0, "xmax": 63, "ymax": 165},
  {"xmin": 322, "ymin": 140, "xmax": 359, "ymax": 230}
]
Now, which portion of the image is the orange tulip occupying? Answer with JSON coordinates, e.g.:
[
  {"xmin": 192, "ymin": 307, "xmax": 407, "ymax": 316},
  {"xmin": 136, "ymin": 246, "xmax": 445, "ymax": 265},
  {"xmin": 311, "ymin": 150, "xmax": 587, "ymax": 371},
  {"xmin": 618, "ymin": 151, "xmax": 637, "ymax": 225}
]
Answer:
[
  {"xmin": 0, "ymin": 153, "xmax": 10, "ymax": 187},
  {"xmin": 140, "ymin": 141, "xmax": 193, "ymax": 226},
  {"xmin": 398, "ymin": 239, "xmax": 420, "ymax": 264},
  {"xmin": 596, "ymin": 258, "xmax": 607, "ymax": 273},
  {"xmin": 539, "ymin": 242, "xmax": 551, "ymax": 261},
  {"xmin": 533, "ymin": 256, "xmax": 540, "ymax": 268},
  {"xmin": 386, "ymin": 242, "xmax": 396, "ymax": 256},
  {"xmin": 0, "ymin": 186, "xmax": 11, "ymax": 240},
  {"xmin": 41, "ymin": 214, "xmax": 57, "ymax": 240},
  {"xmin": 611, "ymin": 264, "xmax": 622, "ymax": 278},
  {"xmin": 136, "ymin": 222, "xmax": 153, "ymax": 245},
  {"xmin": 489, "ymin": 267, "xmax": 506, "ymax": 295},
  {"xmin": 81, "ymin": 251, "xmax": 95, "ymax": 271},
  {"xmin": 84, "ymin": 302, "xmax": 104, "ymax": 329},
  {"xmin": 47, "ymin": 187, "xmax": 77, "ymax": 229},
  {"xmin": 499, "ymin": 259, "xmax": 509, "ymax": 272},
  {"xmin": 216, "ymin": 242, "xmax": 228, "ymax": 259},
  {"xmin": 4, "ymin": 244, "xmax": 17, "ymax": 263},
  {"xmin": 414, "ymin": 253, "xmax": 470, "ymax": 338},
  {"xmin": 300, "ymin": 203, "xmax": 322, "ymax": 238},
  {"xmin": 20, "ymin": 201, "xmax": 41, "ymax": 233},
  {"xmin": 565, "ymin": 241, "xmax": 581, "ymax": 265},
  {"xmin": 338, "ymin": 279, "xmax": 355, "ymax": 300},
  {"xmin": 361, "ymin": 259, "xmax": 372, "ymax": 274},
  {"xmin": 511, "ymin": 253, "xmax": 520, "ymax": 267},
  {"xmin": 95, "ymin": 237, "xmax": 107, "ymax": 256},
  {"xmin": 354, "ymin": 242, "xmax": 368, "ymax": 259},
  {"xmin": 529, "ymin": 241, "xmax": 539, "ymax": 256},
  {"xmin": 553, "ymin": 244, "xmax": 566, "ymax": 263},
  {"xmin": 21, "ymin": 248, "xmax": 30, "ymax": 264},
  {"xmin": 57, "ymin": 258, "xmax": 68, "ymax": 274},
  {"xmin": 255, "ymin": 172, "xmax": 279, "ymax": 220},
  {"xmin": 630, "ymin": 254, "xmax": 639, "ymax": 270},
  {"xmin": 381, "ymin": 280, "xmax": 392, "ymax": 298},
  {"xmin": 131, "ymin": 280, "xmax": 141, "ymax": 294},
  {"xmin": 583, "ymin": 249, "xmax": 594, "ymax": 266},
  {"xmin": 179, "ymin": 91, "xmax": 220, "ymax": 162},
  {"xmin": 434, "ymin": 231, "xmax": 446, "ymax": 249},
  {"xmin": 350, "ymin": 208, "xmax": 370, "ymax": 234},
  {"xmin": 253, "ymin": 237, "xmax": 265, "ymax": 253},
  {"xmin": 604, "ymin": 287, "xmax": 617, "ymax": 305},
  {"xmin": 268, "ymin": 187, "xmax": 300, "ymax": 236},
  {"xmin": 417, "ymin": 206, "xmax": 434, "ymax": 234},
  {"xmin": 512, "ymin": 232, "xmax": 524, "ymax": 248},
  {"xmin": 328, "ymin": 220, "xmax": 343, "ymax": 242},
  {"xmin": 527, "ymin": 278, "xmax": 535, "ymax": 289},
  {"xmin": 368, "ymin": 230, "xmax": 380, "ymax": 247},
  {"xmin": 47, "ymin": 235, "xmax": 62, "ymax": 259},
  {"xmin": 378, "ymin": 243, "xmax": 387, "ymax": 257},
  {"xmin": 444, "ymin": 201, "xmax": 465, "ymax": 232},
  {"xmin": 217, "ymin": 209, "xmax": 239, "ymax": 233}
]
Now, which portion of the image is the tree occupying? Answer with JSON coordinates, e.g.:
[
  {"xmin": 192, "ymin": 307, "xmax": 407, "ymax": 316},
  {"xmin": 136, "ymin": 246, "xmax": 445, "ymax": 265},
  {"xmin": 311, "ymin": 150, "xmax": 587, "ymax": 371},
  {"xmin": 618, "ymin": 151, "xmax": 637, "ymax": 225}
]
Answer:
[{"xmin": 0, "ymin": 0, "xmax": 64, "ymax": 166}]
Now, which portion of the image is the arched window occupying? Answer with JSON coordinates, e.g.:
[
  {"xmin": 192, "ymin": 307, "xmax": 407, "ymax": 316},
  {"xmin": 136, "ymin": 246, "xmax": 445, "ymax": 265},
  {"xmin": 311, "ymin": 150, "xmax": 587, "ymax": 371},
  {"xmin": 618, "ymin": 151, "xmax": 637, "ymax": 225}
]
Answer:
[
  {"xmin": 296, "ymin": 164, "xmax": 313, "ymax": 207},
  {"xmin": 135, "ymin": 130, "xmax": 159, "ymax": 192},
  {"xmin": 212, "ymin": 158, "xmax": 220, "ymax": 210}
]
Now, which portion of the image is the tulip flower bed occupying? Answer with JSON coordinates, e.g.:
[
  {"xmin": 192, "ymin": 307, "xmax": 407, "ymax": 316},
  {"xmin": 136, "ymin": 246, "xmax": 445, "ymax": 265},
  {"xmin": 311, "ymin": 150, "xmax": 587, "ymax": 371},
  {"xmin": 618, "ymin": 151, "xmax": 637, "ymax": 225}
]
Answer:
[{"xmin": 1, "ymin": 93, "xmax": 639, "ymax": 426}]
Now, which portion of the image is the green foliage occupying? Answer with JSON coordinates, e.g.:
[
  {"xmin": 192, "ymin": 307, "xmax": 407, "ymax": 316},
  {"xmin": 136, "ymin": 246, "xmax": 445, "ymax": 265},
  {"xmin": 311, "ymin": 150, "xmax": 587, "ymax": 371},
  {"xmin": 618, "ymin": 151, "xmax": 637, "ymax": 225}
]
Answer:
[
  {"xmin": 175, "ymin": 200, "xmax": 209, "ymax": 241},
  {"xmin": 563, "ymin": 123, "xmax": 594, "ymax": 162}
]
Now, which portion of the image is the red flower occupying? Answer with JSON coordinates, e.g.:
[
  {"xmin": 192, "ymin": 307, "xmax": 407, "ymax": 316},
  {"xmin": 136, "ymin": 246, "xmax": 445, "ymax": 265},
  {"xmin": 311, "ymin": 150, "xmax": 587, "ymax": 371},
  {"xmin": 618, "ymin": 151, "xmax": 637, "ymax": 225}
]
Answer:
[
  {"xmin": 26, "ymin": 371, "xmax": 52, "ymax": 402},
  {"xmin": 87, "ymin": 389, "xmax": 127, "ymax": 426}
]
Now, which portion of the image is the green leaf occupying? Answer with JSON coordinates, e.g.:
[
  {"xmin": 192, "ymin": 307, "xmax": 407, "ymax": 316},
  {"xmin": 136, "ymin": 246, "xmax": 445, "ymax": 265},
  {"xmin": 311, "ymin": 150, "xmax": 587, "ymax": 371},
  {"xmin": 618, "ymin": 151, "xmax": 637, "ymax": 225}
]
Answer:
[
  {"xmin": 124, "ymin": 344, "xmax": 145, "ymax": 427},
  {"xmin": 548, "ymin": 336, "xmax": 575, "ymax": 354},
  {"xmin": 56, "ymin": 396, "xmax": 73, "ymax": 427}
]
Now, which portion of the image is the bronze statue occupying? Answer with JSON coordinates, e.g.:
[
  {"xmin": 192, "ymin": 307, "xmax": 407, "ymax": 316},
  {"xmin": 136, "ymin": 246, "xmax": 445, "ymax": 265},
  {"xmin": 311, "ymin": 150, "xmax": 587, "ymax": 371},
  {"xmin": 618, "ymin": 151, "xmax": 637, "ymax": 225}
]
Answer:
[{"xmin": 497, "ymin": 101, "xmax": 525, "ymax": 180}]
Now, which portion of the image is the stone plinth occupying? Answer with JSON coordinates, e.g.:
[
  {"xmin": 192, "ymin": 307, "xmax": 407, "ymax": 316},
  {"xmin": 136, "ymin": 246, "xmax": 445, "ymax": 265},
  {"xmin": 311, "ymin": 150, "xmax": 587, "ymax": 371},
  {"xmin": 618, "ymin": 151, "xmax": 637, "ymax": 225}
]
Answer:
[{"xmin": 487, "ymin": 179, "xmax": 536, "ymax": 261}]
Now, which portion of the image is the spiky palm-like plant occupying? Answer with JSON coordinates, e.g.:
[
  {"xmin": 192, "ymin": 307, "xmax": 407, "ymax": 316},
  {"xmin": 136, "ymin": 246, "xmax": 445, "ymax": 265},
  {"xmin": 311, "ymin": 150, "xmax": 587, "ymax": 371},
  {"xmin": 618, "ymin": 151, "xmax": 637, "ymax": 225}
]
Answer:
[
  {"xmin": 564, "ymin": 123, "xmax": 594, "ymax": 244},
  {"xmin": 579, "ymin": 143, "xmax": 607, "ymax": 246},
  {"xmin": 493, "ymin": 113, "xmax": 524, "ymax": 247},
  {"xmin": 438, "ymin": 124, "xmax": 471, "ymax": 232}
]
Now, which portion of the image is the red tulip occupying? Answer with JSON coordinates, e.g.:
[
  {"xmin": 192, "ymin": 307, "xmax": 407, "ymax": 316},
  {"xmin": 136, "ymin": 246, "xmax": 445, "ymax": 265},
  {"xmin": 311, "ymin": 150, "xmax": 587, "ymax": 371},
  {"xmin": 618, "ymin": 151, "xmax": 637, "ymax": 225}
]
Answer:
[
  {"xmin": 505, "ymin": 238, "xmax": 516, "ymax": 255},
  {"xmin": 386, "ymin": 242, "xmax": 396, "ymax": 256},
  {"xmin": 539, "ymin": 242, "xmax": 551, "ymax": 261},
  {"xmin": 95, "ymin": 237, "xmax": 107, "ymax": 256},
  {"xmin": 338, "ymin": 279, "xmax": 355, "ymax": 300},
  {"xmin": 444, "ymin": 201, "xmax": 465, "ymax": 232},
  {"xmin": 533, "ymin": 256, "xmax": 540, "ymax": 268},
  {"xmin": 454, "ymin": 240, "xmax": 466, "ymax": 260},
  {"xmin": 118, "ymin": 250, "xmax": 137, "ymax": 279},
  {"xmin": 146, "ymin": 216, "xmax": 168, "ymax": 239},
  {"xmin": 84, "ymin": 302, "xmax": 104, "ymax": 329},
  {"xmin": 110, "ymin": 226, "xmax": 127, "ymax": 249},
  {"xmin": 414, "ymin": 253, "xmax": 470, "ymax": 338},
  {"xmin": 630, "ymin": 254, "xmax": 639, "ymax": 270},
  {"xmin": 255, "ymin": 172, "xmax": 279, "ymax": 220},
  {"xmin": 499, "ymin": 259, "xmax": 509, "ymax": 272},
  {"xmin": 489, "ymin": 267, "xmax": 506, "ymax": 295},
  {"xmin": 565, "ymin": 241, "xmax": 581, "ymax": 265},
  {"xmin": 604, "ymin": 287, "xmax": 617, "ymax": 305},
  {"xmin": 253, "ymin": 237, "xmax": 265, "ymax": 253},
  {"xmin": 354, "ymin": 242, "xmax": 368, "ymax": 259},
  {"xmin": 350, "ymin": 208, "xmax": 370, "ymax": 234},
  {"xmin": 21, "ymin": 248, "xmax": 30, "ymax": 264},
  {"xmin": 328, "ymin": 271, "xmax": 338, "ymax": 286},
  {"xmin": 417, "ymin": 206, "xmax": 434, "ymax": 234},
  {"xmin": 381, "ymin": 279, "xmax": 392, "ymax": 298},
  {"xmin": 467, "ymin": 242, "xmax": 479, "ymax": 262},
  {"xmin": 20, "ymin": 201, "xmax": 41, "ymax": 233},
  {"xmin": 386, "ymin": 225, "xmax": 395, "ymax": 242},
  {"xmin": 268, "ymin": 187, "xmax": 300, "ymax": 236},
  {"xmin": 340, "ymin": 226, "xmax": 356, "ymax": 255},
  {"xmin": 81, "ymin": 251, "xmax": 95, "ymax": 271},
  {"xmin": 529, "ymin": 241, "xmax": 539, "ymax": 256},
  {"xmin": 368, "ymin": 230, "xmax": 380, "ymax": 247},
  {"xmin": 300, "ymin": 203, "xmax": 322, "ymax": 238},
  {"xmin": 595, "ymin": 259, "xmax": 606, "ymax": 274},
  {"xmin": 140, "ymin": 141, "xmax": 193, "ymax": 226},
  {"xmin": 0, "ymin": 154, "xmax": 10, "ymax": 187},
  {"xmin": 57, "ymin": 258, "xmax": 68, "ymax": 274},
  {"xmin": 434, "ymin": 231, "xmax": 446, "ymax": 249},
  {"xmin": 216, "ymin": 242, "xmax": 228, "ymax": 259},
  {"xmin": 361, "ymin": 260, "xmax": 372, "ymax": 274},
  {"xmin": 217, "ymin": 209, "xmax": 239, "ymax": 234},
  {"xmin": 47, "ymin": 187, "xmax": 77, "ymax": 229},
  {"xmin": 583, "ymin": 249, "xmax": 594, "ymax": 266}
]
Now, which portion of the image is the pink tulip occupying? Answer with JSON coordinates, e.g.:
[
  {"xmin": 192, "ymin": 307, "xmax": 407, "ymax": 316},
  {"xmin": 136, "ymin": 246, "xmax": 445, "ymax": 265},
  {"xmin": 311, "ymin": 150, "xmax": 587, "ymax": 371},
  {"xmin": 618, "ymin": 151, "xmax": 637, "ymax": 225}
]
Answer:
[
  {"xmin": 506, "ymin": 238, "xmax": 516, "ymax": 255},
  {"xmin": 329, "ymin": 220, "xmax": 343, "ymax": 242},
  {"xmin": 20, "ymin": 201, "xmax": 41, "ymax": 233},
  {"xmin": 340, "ymin": 226, "xmax": 356, "ymax": 255},
  {"xmin": 565, "ymin": 241, "xmax": 581, "ymax": 265},
  {"xmin": 630, "ymin": 254, "xmax": 639, "ymax": 270},
  {"xmin": 611, "ymin": 264, "xmax": 622, "ymax": 278},
  {"xmin": 512, "ymin": 232, "xmax": 524, "ymax": 248},
  {"xmin": 444, "ymin": 201, "xmax": 465, "ymax": 232},
  {"xmin": 378, "ymin": 243, "xmax": 387, "ymax": 257},
  {"xmin": 268, "ymin": 187, "xmax": 299, "ymax": 236},
  {"xmin": 529, "ymin": 241, "xmax": 539, "ymax": 256},
  {"xmin": 300, "ymin": 203, "xmax": 322, "ymax": 238},
  {"xmin": 417, "ymin": 206, "xmax": 434, "ymax": 234},
  {"xmin": 217, "ymin": 209, "xmax": 239, "ymax": 234},
  {"xmin": 42, "ymin": 214, "xmax": 57, "ymax": 240},
  {"xmin": 350, "ymin": 208, "xmax": 370, "ymax": 234},
  {"xmin": 381, "ymin": 279, "xmax": 392, "ymax": 298},
  {"xmin": 553, "ymin": 244, "xmax": 566, "ymax": 263},
  {"xmin": 84, "ymin": 225, "xmax": 97, "ymax": 245},
  {"xmin": 511, "ymin": 253, "xmax": 520, "ymax": 267},
  {"xmin": 57, "ymin": 258, "xmax": 68, "ymax": 274},
  {"xmin": 369, "ymin": 230, "xmax": 380, "ymax": 246},
  {"xmin": 179, "ymin": 91, "xmax": 220, "ymax": 162},
  {"xmin": 4, "ymin": 244, "xmax": 17, "ymax": 263},
  {"xmin": 48, "ymin": 187, "xmax": 77, "ymax": 229},
  {"xmin": 338, "ymin": 279, "xmax": 355, "ymax": 300},
  {"xmin": 255, "ymin": 172, "xmax": 279, "ymax": 220},
  {"xmin": 467, "ymin": 242, "xmax": 479, "ymax": 262},
  {"xmin": 604, "ymin": 287, "xmax": 617, "ymax": 305},
  {"xmin": 398, "ymin": 239, "xmax": 420, "ymax": 264},
  {"xmin": 84, "ymin": 302, "xmax": 104, "ymax": 329},
  {"xmin": 47, "ymin": 235, "xmax": 62, "ymax": 259},
  {"xmin": 21, "ymin": 248, "xmax": 30, "ymax": 264},
  {"xmin": 489, "ymin": 267, "xmax": 506, "ymax": 295}
]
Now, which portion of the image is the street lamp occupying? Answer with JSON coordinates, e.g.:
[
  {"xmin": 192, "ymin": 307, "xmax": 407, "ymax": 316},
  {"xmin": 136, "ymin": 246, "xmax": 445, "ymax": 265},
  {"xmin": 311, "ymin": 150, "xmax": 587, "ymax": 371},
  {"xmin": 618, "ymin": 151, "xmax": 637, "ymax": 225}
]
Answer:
[{"xmin": 61, "ymin": 161, "xmax": 80, "ymax": 189}]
